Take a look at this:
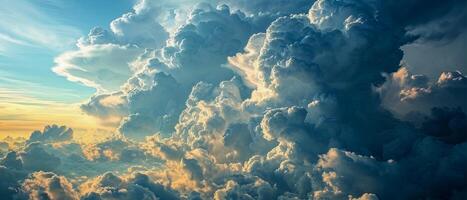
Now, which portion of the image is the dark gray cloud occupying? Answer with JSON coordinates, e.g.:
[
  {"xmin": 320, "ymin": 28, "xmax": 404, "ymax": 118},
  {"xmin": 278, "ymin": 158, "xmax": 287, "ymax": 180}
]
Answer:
[
  {"xmin": 1, "ymin": 151, "xmax": 23, "ymax": 170},
  {"xmin": 0, "ymin": 166, "xmax": 26, "ymax": 200}
]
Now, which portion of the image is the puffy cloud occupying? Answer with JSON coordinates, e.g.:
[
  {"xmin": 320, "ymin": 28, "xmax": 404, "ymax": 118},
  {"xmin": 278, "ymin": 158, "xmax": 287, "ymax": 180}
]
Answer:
[
  {"xmin": 230, "ymin": 2, "xmax": 403, "ymax": 110},
  {"xmin": 221, "ymin": 0, "xmax": 316, "ymax": 33},
  {"xmin": 21, "ymin": 171, "xmax": 79, "ymax": 200},
  {"xmin": 53, "ymin": 0, "xmax": 170, "ymax": 92},
  {"xmin": 213, "ymin": 177, "xmax": 274, "ymax": 200},
  {"xmin": 1, "ymin": 151, "xmax": 23, "ymax": 170},
  {"xmin": 379, "ymin": 67, "xmax": 467, "ymax": 118},
  {"xmin": 227, "ymin": 0, "xmax": 408, "ymax": 158},
  {"xmin": 0, "ymin": 166, "xmax": 26, "ymax": 199},
  {"xmin": 118, "ymin": 4, "xmax": 255, "ymax": 139},
  {"xmin": 312, "ymin": 148, "xmax": 397, "ymax": 199},
  {"xmin": 79, "ymin": 172, "xmax": 178, "ymax": 200},
  {"xmin": 0, "ymin": 136, "xmax": 26, "ymax": 152},
  {"xmin": 109, "ymin": 6, "xmax": 169, "ymax": 49},
  {"xmin": 81, "ymin": 138, "xmax": 146, "ymax": 162},
  {"xmin": 80, "ymin": 91, "xmax": 129, "ymax": 127},
  {"xmin": 0, "ymin": 141, "xmax": 8, "ymax": 153},
  {"xmin": 225, "ymin": 0, "xmax": 313, "ymax": 16},
  {"xmin": 120, "ymin": 0, "xmax": 466, "ymax": 198},
  {"xmin": 312, "ymin": 137, "xmax": 467, "ymax": 199},
  {"xmin": 2, "ymin": 0, "xmax": 467, "ymax": 199},
  {"xmin": 350, "ymin": 193, "xmax": 379, "ymax": 200},
  {"xmin": 119, "ymin": 73, "xmax": 185, "ymax": 140},
  {"xmin": 19, "ymin": 142, "xmax": 61, "ymax": 172},
  {"xmin": 27, "ymin": 125, "xmax": 73, "ymax": 144},
  {"xmin": 166, "ymin": 77, "xmax": 261, "ymax": 167},
  {"xmin": 0, "ymin": 127, "xmax": 160, "ymax": 182}
]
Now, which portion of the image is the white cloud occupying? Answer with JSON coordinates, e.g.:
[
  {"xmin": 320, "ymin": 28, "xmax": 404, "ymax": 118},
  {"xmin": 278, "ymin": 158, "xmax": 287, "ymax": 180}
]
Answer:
[
  {"xmin": 53, "ymin": 44, "xmax": 143, "ymax": 92},
  {"xmin": 1, "ymin": 0, "xmax": 467, "ymax": 199}
]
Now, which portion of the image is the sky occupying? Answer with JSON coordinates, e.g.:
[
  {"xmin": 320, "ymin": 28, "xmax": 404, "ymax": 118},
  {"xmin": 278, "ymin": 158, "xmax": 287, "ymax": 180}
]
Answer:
[
  {"xmin": 0, "ymin": 0, "xmax": 466, "ymax": 199},
  {"xmin": 0, "ymin": 0, "xmax": 135, "ymax": 138}
]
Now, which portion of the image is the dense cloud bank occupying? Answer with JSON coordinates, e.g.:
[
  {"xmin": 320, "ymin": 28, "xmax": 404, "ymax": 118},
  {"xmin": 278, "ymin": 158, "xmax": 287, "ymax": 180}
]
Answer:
[{"xmin": 2, "ymin": 0, "xmax": 467, "ymax": 199}]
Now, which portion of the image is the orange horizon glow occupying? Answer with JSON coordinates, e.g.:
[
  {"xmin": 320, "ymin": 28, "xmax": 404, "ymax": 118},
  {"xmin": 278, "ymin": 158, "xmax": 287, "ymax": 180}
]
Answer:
[{"xmin": 0, "ymin": 98, "xmax": 117, "ymax": 142}]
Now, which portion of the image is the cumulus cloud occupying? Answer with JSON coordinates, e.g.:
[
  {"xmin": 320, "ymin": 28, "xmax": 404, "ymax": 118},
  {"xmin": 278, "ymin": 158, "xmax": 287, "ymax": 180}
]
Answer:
[
  {"xmin": 115, "ymin": 4, "xmax": 255, "ymax": 139},
  {"xmin": 225, "ymin": 0, "xmax": 313, "ymax": 16},
  {"xmin": 21, "ymin": 171, "xmax": 79, "ymax": 200},
  {"xmin": 19, "ymin": 142, "xmax": 61, "ymax": 172},
  {"xmin": 1, "ymin": 151, "xmax": 23, "ymax": 170},
  {"xmin": 118, "ymin": 72, "xmax": 185, "ymax": 140},
  {"xmin": 0, "ymin": 166, "xmax": 26, "ymax": 199},
  {"xmin": 2, "ymin": 0, "xmax": 467, "ymax": 199},
  {"xmin": 81, "ymin": 137, "xmax": 147, "ymax": 163},
  {"xmin": 120, "ymin": 0, "xmax": 465, "ymax": 198},
  {"xmin": 80, "ymin": 91, "xmax": 129, "ymax": 126},
  {"xmin": 379, "ymin": 67, "xmax": 467, "ymax": 118},
  {"xmin": 79, "ymin": 172, "xmax": 178, "ymax": 200},
  {"xmin": 28, "ymin": 124, "xmax": 73, "ymax": 144},
  {"xmin": 0, "ymin": 141, "xmax": 9, "ymax": 155},
  {"xmin": 53, "ymin": 0, "xmax": 170, "ymax": 92}
]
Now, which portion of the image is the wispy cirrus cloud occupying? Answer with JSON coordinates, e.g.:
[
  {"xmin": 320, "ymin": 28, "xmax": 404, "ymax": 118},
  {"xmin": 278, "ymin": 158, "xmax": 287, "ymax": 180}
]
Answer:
[{"xmin": 0, "ymin": 0, "xmax": 81, "ymax": 55}]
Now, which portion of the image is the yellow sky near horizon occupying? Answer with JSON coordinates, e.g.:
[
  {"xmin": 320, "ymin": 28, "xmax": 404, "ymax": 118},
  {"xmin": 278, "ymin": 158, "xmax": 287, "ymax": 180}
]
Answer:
[{"xmin": 0, "ymin": 97, "xmax": 116, "ymax": 142}]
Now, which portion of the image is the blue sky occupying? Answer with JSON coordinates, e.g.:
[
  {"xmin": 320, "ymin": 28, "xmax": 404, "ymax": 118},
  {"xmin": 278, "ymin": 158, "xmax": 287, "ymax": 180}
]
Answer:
[{"xmin": 0, "ymin": 0, "xmax": 135, "ymax": 104}]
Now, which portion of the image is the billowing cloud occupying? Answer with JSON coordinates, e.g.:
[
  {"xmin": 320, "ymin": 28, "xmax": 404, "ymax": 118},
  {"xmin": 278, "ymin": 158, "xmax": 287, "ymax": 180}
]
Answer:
[
  {"xmin": 0, "ymin": 166, "xmax": 26, "ymax": 199},
  {"xmin": 226, "ymin": 0, "xmax": 313, "ymax": 16},
  {"xmin": 20, "ymin": 142, "xmax": 61, "ymax": 172},
  {"xmin": 27, "ymin": 125, "xmax": 73, "ymax": 144},
  {"xmin": 379, "ymin": 67, "xmax": 467, "ymax": 118},
  {"xmin": 53, "ymin": 0, "xmax": 170, "ymax": 92},
  {"xmin": 2, "ymin": 0, "xmax": 467, "ymax": 199},
  {"xmin": 116, "ymin": 4, "xmax": 255, "ymax": 139},
  {"xmin": 79, "ymin": 172, "xmax": 178, "ymax": 200},
  {"xmin": 21, "ymin": 171, "xmax": 79, "ymax": 200},
  {"xmin": 80, "ymin": 91, "xmax": 129, "ymax": 127},
  {"xmin": 81, "ymin": 137, "xmax": 146, "ymax": 162},
  {"xmin": 1, "ymin": 151, "xmax": 23, "ymax": 170}
]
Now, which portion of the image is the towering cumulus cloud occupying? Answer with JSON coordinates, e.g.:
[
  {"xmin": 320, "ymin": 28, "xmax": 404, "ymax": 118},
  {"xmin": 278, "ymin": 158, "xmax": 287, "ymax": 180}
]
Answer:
[
  {"xmin": 2, "ymin": 0, "xmax": 467, "ymax": 199},
  {"xmin": 53, "ymin": 1, "xmax": 169, "ymax": 92}
]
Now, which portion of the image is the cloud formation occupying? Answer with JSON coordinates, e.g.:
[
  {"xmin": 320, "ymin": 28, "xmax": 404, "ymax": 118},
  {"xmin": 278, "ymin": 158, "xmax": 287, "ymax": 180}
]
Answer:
[
  {"xmin": 379, "ymin": 67, "xmax": 467, "ymax": 118},
  {"xmin": 53, "ymin": 0, "xmax": 170, "ymax": 92},
  {"xmin": 28, "ymin": 125, "xmax": 73, "ymax": 144},
  {"xmin": 21, "ymin": 171, "xmax": 79, "ymax": 200},
  {"xmin": 2, "ymin": 0, "xmax": 467, "ymax": 199}
]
